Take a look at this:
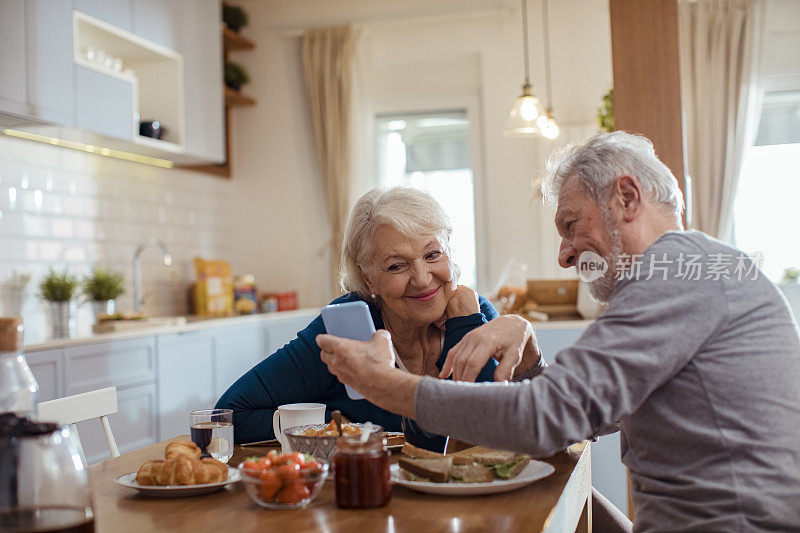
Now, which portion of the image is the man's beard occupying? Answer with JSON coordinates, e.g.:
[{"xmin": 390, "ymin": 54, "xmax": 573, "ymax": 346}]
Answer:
[{"xmin": 588, "ymin": 209, "xmax": 624, "ymax": 303}]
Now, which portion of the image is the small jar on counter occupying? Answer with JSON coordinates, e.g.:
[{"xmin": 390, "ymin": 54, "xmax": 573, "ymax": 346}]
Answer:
[{"xmin": 334, "ymin": 431, "xmax": 391, "ymax": 508}]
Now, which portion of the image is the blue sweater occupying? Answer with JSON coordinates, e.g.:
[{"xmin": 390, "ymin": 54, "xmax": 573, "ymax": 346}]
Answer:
[{"xmin": 216, "ymin": 292, "xmax": 499, "ymax": 443}]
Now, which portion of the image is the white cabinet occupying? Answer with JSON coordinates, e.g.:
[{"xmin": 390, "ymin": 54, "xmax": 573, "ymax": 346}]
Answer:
[
  {"xmin": 26, "ymin": 349, "xmax": 63, "ymax": 403},
  {"xmin": 175, "ymin": 0, "xmax": 225, "ymax": 163},
  {"xmin": 76, "ymin": 383, "xmax": 157, "ymax": 465},
  {"xmin": 74, "ymin": 0, "xmax": 132, "ymax": 32},
  {"xmin": 26, "ymin": 0, "xmax": 75, "ymax": 125},
  {"xmin": 0, "ymin": 1, "xmax": 27, "ymax": 114},
  {"xmin": 64, "ymin": 337, "xmax": 156, "ymax": 395},
  {"xmin": 213, "ymin": 325, "xmax": 268, "ymax": 399},
  {"xmin": 132, "ymin": 0, "xmax": 177, "ymax": 50},
  {"xmin": 156, "ymin": 331, "xmax": 216, "ymax": 441}
]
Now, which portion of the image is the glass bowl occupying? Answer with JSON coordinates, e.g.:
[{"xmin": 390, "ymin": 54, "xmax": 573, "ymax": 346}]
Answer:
[{"xmin": 238, "ymin": 460, "xmax": 328, "ymax": 510}]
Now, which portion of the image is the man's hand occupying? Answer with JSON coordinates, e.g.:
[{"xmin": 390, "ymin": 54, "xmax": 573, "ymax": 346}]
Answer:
[
  {"xmin": 316, "ymin": 330, "xmax": 420, "ymax": 418},
  {"xmin": 440, "ymin": 315, "xmax": 540, "ymax": 382}
]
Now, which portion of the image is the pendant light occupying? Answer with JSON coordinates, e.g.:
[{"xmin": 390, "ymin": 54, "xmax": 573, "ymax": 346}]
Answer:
[
  {"xmin": 536, "ymin": 0, "xmax": 560, "ymax": 139},
  {"xmin": 503, "ymin": 0, "xmax": 545, "ymax": 137}
]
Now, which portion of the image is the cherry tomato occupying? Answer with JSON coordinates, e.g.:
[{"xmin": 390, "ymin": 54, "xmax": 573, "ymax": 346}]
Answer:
[
  {"xmin": 275, "ymin": 480, "xmax": 310, "ymax": 504},
  {"xmin": 258, "ymin": 470, "xmax": 282, "ymax": 502},
  {"xmin": 274, "ymin": 463, "xmax": 301, "ymax": 482},
  {"xmin": 285, "ymin": 452, "xmax": 306, "ymax": 465},
  {"xmin": 242, "ymin": 457, "xmax": 270, "ymax": 476}
]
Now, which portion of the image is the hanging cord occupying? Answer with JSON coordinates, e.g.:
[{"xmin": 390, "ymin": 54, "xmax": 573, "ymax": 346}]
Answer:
[
  {"xmin": 522, "ymin": 0, "xmax": 531, "ymax": 87},
  {"xmin": 541, "ymin": 0, "xmax": 553, "ymax": 110}
]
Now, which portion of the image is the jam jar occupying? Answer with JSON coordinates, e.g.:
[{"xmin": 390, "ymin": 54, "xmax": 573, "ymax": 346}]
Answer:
[{"xmin": 334, "ymin": 432, "xmax": 391, "ymax": 508}]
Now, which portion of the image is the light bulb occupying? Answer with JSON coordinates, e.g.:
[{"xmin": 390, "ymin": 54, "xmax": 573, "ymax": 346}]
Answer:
[
  {"xmin": 520, "ymin": 97, "xmax": 540, "ymax": 121},
  {"xmin": 537, "ymin": 114, "xmax": 560, "ymax": 139}
]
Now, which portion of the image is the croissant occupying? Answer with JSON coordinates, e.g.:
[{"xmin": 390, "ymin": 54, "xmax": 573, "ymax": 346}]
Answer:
[
  {"xmin": 136, "ymin": 456, "xmax": 228, "ymax": 486},
  {"xmin": 165, "ymin": 440, "xmax": 201, "ymax": 461}
]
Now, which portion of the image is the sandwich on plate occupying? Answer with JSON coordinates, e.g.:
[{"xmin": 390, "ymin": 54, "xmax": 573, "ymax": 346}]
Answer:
[{"xmin": 398, "ymin": 443, "xmax": 531, "ymax": 483}]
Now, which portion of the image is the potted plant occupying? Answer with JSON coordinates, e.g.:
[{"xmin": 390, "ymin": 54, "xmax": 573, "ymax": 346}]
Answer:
[
  {"xmin": 597, "ymin": 88, "xmax": 614, "ymax": 132},
  {"xmin": 39, "ymin": 268, "xmax": 79, "ymax": 338},
  {"xmin": 83, "ymin": 267, "xmax": 125, "ymax": 321},
  {"xmin": 225, "ymin": 62, "xmax": 250, "ymax": 92},
  {"xmin": 222, "ymin": 3, "xmax": 248, "ymax": 33}
]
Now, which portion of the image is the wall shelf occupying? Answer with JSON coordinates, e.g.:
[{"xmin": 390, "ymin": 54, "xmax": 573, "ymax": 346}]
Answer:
[
  {"xmin": 224, "ymin": 87, "xmax": 256, "ymax": 107},
  {"xmin": 223, "ymin": 26, "xmax": 255, "ymax": 51}
]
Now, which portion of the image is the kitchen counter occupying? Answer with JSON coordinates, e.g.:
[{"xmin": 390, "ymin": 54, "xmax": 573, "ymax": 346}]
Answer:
[
  {"xmin": 25, "ymin": 308, "xmax": 319, "ymax": 352},
  {"xmin": 25, "ymin": 310, "xmax": 592, "ymax": 352}
]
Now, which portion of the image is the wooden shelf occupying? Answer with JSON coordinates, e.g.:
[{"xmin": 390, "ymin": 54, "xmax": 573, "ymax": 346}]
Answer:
[
  {"xmin": 223, "ymin": 26, "xmax": 255, "ymax": 51},
  {"xmin": 224, "ymin": 86, "xmax": 256, "ymax": 107}
]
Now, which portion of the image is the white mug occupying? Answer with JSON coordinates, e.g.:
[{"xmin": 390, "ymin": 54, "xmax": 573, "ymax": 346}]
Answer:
[{"xmin": 272, "ymin": 403, "xmax": 326, "ymax": 452}]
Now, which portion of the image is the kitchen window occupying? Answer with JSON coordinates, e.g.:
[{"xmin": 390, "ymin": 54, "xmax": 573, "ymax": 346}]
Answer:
[
  {"xmin": 375, "ymin": 111, "xmax": 478, "ymax": 288},
  {"xmin": 733, "ymin": 90, "xmax": 800, "ymax": 281}
]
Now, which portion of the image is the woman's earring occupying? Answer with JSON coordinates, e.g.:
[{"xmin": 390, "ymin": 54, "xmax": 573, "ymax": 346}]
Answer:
[{"xmin": 371, "ymin": 293, "xmax": 376, "ymax": 299}]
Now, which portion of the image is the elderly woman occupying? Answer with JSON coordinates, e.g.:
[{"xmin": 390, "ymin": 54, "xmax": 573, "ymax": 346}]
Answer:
[{"xmin": 216, "ymin": 187, "xmax": 509, "ymax": 449}]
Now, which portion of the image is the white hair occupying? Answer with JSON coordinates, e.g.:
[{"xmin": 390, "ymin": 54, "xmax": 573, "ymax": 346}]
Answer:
[
  {"xmin": 340, "ymin": 186, "xmax": 458, "ymax": 300},
  {"xmin": 543, "ymin": 131, "xmax": 685, "ymax": 223}
]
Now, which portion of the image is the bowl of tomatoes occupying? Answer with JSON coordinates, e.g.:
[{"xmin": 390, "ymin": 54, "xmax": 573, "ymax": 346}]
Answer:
[{"xmin": 239, "ymin": 451, "xmax": 328, "ymax": 509}]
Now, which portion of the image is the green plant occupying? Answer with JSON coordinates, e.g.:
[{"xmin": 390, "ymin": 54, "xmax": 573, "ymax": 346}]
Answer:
[
  {"xmin": 83, "ymin": 267, "xmax": 125, "ymax": 301},
  {"xmin": 223, "ymin": 3, "xmax": 248, "ymax": 32},
  {"xmin": 225, "ymin": 61, "xmax": 250, "ymax": 91},
  {"xmin": 597, "ymin": 88, "xmax": 614, "ymax": 132},
  {"xmin": 39, "ymin": 268, "xmax": 80, "ymax": 302},
  {"xmin": 781, "ymin": 267, "xmax": 800, "ymax": 285}
]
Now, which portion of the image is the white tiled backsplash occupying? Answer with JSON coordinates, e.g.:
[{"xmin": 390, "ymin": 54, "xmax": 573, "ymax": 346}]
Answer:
[{"xmin": 0, "ymin": 136, "xmax": 233, "ymax": 342}]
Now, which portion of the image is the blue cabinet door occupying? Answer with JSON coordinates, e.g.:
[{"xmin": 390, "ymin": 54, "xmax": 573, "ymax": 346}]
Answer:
[{"xmin": 75, "ymin": 65, "xmax": 135, "ymax": 140}]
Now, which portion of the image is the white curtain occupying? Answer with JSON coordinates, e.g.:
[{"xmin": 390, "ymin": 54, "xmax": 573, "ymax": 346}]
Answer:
[
  {"xmin": 678, "ymin": 0, "xmax": 765, "ymax": 241},
  {"xmin": 301, "ymin": 26, "xmax": 361, "ymax": 291}
]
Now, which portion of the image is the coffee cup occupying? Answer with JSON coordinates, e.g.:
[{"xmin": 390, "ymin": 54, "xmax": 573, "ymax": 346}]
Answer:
[{"xmin": 272, "ymin": 403, "xmax": 326, "ymax": 452}]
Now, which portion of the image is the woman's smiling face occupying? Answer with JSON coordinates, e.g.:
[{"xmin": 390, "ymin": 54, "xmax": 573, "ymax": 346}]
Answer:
[{"xmin": 363, "ymin": 225, "xmax": 453, "ymax": 327}]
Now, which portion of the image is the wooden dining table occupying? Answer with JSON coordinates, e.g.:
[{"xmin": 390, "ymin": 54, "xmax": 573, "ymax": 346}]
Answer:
[{"xmin": 87, "ymin": 437, "xmax": 592, "ymax": 532}]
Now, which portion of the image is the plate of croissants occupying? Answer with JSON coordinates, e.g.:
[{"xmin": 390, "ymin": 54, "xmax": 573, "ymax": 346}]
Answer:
[{"xmin": 115, "ymin": 440, "xmax": 240, "ymax": 497}]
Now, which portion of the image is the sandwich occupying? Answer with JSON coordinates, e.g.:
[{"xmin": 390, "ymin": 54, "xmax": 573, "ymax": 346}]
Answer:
[
  {"xmin": 397, "ymin": 456, "xmax": 452, "ymax": 483},
  {"xmin": 468, "ymin": 449, "xmax": 531, "ymax": 479},
  {"xmin": 398, "ymin": 443, "xmax": 531, "ymax": 483}
]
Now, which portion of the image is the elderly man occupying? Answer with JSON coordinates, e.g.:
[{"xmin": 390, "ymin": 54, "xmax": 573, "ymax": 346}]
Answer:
[{"xmin": 317, "ymin": 132, "xmax": 800, "ymax": 531}]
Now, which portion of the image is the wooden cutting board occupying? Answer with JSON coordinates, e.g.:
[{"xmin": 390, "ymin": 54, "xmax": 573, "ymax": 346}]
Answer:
[{"xmin": 92, "ymin": 316, "xmax": 187, "ymax": 334}]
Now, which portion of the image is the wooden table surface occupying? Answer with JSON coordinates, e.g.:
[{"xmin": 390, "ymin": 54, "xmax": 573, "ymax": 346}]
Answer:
[{"xmin": 87, "ymin": 438, "xmax": 591, "ymax": 533}]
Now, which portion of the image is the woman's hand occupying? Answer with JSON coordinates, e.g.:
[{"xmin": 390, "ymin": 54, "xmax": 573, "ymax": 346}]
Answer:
[
  {"xmin": 434, "ymin": 284, "xmax": 480, "ymax": 331},
  {"xmin": 439, "ymin": 315, "xmax": 541, "ymax": 382}
]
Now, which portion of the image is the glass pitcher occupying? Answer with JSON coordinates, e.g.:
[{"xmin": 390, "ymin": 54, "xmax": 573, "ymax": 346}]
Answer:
[{"xmin": 0, "ymin": 413, "xmax": 94, "ymax": 532}]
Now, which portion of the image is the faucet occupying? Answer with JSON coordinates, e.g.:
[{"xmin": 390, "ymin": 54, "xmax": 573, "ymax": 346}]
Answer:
[{"xmin": 133, "ymin": 238, "xmax": 172, "ymax": 313}]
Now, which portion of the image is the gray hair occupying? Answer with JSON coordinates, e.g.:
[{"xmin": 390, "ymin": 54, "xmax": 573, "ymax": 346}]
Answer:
[
  {"xmin": 340, "ymin": 186, "xmax": 457, "ymax": 300},
  {"xmin": 543, "ymin": 131, "xmax": 685, "ymax": 222}
]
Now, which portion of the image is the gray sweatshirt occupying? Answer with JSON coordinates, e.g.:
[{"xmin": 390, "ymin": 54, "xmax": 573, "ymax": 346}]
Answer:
[{"xmin": 415, "ymin": 231, "xmax": 800, "ymax": 532}]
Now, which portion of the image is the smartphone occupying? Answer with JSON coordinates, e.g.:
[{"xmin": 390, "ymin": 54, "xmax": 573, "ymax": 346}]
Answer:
[{"xmin": 320, "ymin": 301, "xmax": 376, "ymax": 400}]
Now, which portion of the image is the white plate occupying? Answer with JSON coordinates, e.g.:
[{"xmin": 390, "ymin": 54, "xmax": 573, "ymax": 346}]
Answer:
[
  {"xmin": 115, "ymin": 466, "xmax": 240, "ymax": 497},
  {"xmin": 390, "ymin": 460, "xmax": 555, "ymax": 496}
]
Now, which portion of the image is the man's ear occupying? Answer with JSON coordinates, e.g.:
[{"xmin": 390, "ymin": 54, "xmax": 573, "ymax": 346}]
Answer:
[{"xmin": 614, "ymin": 175, "xmax": 642, "ymax": 223}]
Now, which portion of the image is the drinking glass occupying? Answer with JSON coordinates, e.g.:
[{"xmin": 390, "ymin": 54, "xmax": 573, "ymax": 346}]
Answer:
[{"xmin": 189, "ymin": 409, "xmax": 233, "ymax": 463}]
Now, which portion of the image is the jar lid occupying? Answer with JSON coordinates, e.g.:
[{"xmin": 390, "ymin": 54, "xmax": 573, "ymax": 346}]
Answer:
[
  {"xmin": 0, "ymin": 317, "xmax": 23, "ymax": 352},
  {"xmin": 0, "ymin": 413, "xmax": 58, "ymax": 438}
]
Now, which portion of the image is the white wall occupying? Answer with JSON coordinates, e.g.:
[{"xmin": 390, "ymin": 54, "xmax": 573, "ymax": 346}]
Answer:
[
  {"xmin": 0, "ymin": 135, "xmax": 233, "ymax": 342},
  {"xmin": 228, "ymin": 0, "xmax": 613, "ymax": 305}
]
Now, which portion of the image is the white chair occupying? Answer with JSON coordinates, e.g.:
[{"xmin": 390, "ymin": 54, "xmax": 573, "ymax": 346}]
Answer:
[{"xmin": 37, "ymin": 386, "xmax": 121, "ymax": 459}]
